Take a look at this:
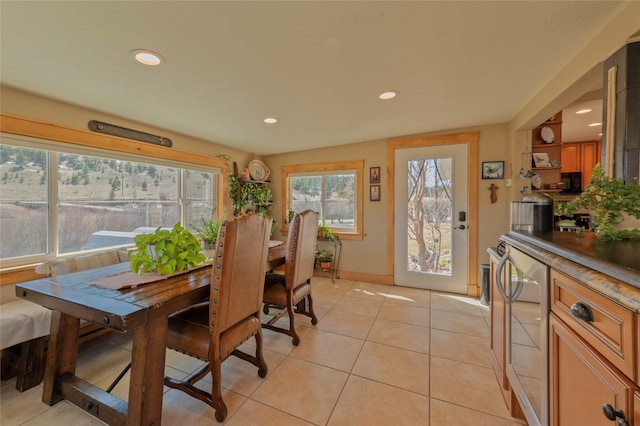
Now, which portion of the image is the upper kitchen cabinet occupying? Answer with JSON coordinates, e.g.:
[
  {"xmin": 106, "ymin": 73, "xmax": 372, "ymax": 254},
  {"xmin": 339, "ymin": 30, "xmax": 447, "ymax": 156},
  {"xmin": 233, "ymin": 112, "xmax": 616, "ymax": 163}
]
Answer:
[
  {"xmin": 560, "ymin": 140, "xmax": 602, "ymax": 190},
  {"xmin": 532, "ymin": 112, "xmax": 563, "ymax": 192}
]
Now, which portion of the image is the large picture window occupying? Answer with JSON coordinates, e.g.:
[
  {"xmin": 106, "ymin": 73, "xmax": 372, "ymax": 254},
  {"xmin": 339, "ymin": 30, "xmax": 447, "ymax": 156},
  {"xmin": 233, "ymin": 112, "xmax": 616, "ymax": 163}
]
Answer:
[
  {"xmin": 0, "ymin": 135, "xmax": 220, "ymax": 264},
  {"xmin": 282, "ymin": 160, "xmax": 363, "ymax": 240}
]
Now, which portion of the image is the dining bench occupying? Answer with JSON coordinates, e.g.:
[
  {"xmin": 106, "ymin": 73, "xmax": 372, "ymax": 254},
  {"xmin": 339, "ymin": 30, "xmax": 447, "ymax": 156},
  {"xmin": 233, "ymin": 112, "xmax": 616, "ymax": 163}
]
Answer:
[{"xmin": 0, "ymin": 249, "xmax": 129, "ymax": 391}]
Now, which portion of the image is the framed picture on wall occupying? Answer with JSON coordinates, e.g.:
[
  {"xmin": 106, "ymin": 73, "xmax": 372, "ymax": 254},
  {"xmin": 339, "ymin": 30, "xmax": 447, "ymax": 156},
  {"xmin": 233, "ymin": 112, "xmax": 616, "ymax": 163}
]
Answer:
[
  {"xmin": 481, "ymin": 161, "xmax": 504, "ymax": 179},
  {"xmin": 370, "ymin": 166, "xmax": 381, "ymax": 183},
  {"xmin": 370, "ymin": 185, "xmax": 380, "ymax": 201}
]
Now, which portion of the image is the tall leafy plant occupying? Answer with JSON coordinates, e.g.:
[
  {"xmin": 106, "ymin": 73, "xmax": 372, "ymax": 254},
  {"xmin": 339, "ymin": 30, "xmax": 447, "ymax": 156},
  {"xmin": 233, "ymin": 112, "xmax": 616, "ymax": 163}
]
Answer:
[{"xmin": 558, "ymin": 164, "xmax": 640, "ymax": 240}]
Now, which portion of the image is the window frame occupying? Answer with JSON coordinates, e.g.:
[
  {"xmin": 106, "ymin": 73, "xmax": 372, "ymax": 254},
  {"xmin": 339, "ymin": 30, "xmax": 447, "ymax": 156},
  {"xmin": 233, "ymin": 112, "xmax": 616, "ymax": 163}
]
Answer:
[
  {"xmin": 0, "ymin": 114, "xmax": 227, "ymax": 268},
  {"xmin": 281, "ymin": 160, "xmax": 364, "ymax": 240}
]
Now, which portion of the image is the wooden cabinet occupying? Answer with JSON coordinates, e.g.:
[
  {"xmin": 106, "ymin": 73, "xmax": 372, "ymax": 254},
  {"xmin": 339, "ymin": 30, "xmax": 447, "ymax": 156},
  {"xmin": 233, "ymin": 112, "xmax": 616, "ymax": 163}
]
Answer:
[
  {"xmin": 488, "ymin": 249, "xmax": 524, "ymax": 419},
  {"xmin": 532, "ymin": 113, "xmax": 563, "ymax": 191},
  {"xmin": 550, "ymin": 314, "xmax": 635, "ymax": 426},
  {"xmin": 560, "ymin": 141, "xmax": 602, "ymax": 190},
  {"xmin": 549, "ymin": 268, "xmax": 637, "ymax": 426}
]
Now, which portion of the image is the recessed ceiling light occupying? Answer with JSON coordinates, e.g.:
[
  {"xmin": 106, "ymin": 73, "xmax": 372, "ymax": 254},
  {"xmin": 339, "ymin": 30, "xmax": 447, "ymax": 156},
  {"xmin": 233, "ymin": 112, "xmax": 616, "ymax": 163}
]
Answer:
[
  {"xmin": 264, "ymin": 117, "xmax": 278, "ymax": 124},
  {"xmin": 576, "ymin": 109, "xmax": 592, "ymax": 114},
  {"xmin": 131, "ymin": 49, "xmax": 163, "ymax": 66},
  {"xmin": 588, "ymin": 122, "xmax": 602, "ymax": 127},
  {"xmin": 379, "ymin": 90, "xmax": 399, "ymax": 100}
]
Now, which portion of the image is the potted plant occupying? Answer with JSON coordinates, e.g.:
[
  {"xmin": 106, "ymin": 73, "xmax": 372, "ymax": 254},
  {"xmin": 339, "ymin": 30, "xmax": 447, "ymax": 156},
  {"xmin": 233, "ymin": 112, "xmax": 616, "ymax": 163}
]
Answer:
[
  {"xmin": 193, "ymin": 209, "xmax": 222, "ymax": 258},
  {"xmin": 315, "ymin": 248, "xmax": 334, "ymax": 272},
  {"xmin": 557, "ymin": 164, "xmax": 640, "ymax": 240},
  {"xmin": 317, "ymin": 224, "xmax": 336, "ymax": 241},
  {"xmin": 129, "ymin": 222, "xmax": 206, "ymax": 276}
]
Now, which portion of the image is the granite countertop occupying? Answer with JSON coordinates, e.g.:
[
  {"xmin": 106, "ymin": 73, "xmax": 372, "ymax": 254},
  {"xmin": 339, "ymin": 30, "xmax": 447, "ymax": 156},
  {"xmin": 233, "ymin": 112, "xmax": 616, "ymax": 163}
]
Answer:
[
  {"xmin": 503, "ymin": 230, "xmax": 640, "ymax": 311},
  {"xmin": 508, "ymin": 231, "xmax": 640, "ymax": 287}
]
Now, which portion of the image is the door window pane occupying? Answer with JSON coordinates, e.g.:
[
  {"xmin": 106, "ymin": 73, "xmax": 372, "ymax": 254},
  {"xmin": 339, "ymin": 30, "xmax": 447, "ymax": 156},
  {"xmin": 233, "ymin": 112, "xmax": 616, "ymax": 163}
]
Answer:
[{"xmin": 406, "ymin": 157, "xmax": 453, "ymax": 276}]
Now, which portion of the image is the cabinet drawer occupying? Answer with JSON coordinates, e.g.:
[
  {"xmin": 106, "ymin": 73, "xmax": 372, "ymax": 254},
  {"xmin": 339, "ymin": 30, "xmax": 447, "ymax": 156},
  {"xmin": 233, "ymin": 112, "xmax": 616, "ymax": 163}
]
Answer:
[{"xmin": 550, "ymin": 269, "xmax": 635, "ymax": 379}]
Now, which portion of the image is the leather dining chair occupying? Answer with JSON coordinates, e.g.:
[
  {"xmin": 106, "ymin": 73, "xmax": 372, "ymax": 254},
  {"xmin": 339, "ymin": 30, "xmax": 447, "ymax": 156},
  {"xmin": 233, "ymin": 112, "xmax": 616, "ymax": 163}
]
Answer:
[
  {"xmin": 262, "ymin": 210, "xmax": 319, "ymax": 345},
  {"xmin": 163, "ymin": 213, "xmax": 272, "ymax": 422}
]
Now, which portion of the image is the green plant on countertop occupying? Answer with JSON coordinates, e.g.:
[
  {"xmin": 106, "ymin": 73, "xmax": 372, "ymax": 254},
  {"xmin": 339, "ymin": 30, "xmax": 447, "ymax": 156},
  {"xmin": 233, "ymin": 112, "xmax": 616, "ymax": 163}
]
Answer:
[
  {"xmin": 317, "ymin": 224, "xmax": 336, "ymax": 241},
  {"xmin": 129, "ymin": 222, "xmax": 206, "ymax": 276},
  {"xmin": 558, "ymin": 164, "xmax": 640, "ymax": 240}
]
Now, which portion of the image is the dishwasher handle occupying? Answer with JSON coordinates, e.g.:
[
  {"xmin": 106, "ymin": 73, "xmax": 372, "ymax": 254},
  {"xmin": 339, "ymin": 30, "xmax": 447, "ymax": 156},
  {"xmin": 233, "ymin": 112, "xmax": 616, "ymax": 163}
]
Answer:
[{"xmin": 495, "ymin": 248, "xmax": 524, "ymax": 303}]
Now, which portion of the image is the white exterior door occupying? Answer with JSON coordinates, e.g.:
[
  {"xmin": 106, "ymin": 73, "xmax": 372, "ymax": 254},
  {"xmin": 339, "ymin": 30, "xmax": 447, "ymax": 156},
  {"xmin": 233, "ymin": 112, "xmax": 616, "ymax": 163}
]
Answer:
[{"xmin": 393, "ymin": 143, "xmax": 469, "ymax": 293}]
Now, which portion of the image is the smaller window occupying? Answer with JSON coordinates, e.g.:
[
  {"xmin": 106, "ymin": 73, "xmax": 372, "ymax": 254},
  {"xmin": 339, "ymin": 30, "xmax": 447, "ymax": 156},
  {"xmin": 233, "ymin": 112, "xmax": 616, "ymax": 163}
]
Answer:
[{"xmin": 282, "ymin": 160, "xmax": 363, "ymax": 240}]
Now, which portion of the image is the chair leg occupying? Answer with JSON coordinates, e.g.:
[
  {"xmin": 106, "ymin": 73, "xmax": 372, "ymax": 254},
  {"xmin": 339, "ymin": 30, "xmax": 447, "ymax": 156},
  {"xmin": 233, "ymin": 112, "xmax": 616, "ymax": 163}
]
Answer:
[
  {"xmin": 306, "ymin": 293, "xmax": 319, "ymax": 326},
  {"xmin": 210, "ymin": 357, "xmax": 228, "ymax": 422},
  {"xmin": 286, "ymin": 301, "xmax": 301, "ymax": 346},
  {"xmin": 254, "ymin": 329, "xmax": 268, "ymax": 378}
]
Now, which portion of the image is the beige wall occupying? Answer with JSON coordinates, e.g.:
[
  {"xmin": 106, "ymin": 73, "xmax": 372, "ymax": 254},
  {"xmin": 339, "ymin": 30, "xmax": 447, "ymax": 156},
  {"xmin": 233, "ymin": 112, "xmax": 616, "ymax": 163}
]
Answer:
[
  {"xmin": 2, "ymin": 0, "xmax": 637, "ymax": 286},
  {"xmin": 0, "ymin": 86, "xmax": 255, "ymax": 170},
  {"xmin": 264, "ymin": 123, "xmax": 511, "ymax": 284},
  {"xmin": 0, "ymin": 86, "xmax": 513, "ymax": 287},
  {"xmin": 506, "ymin": 1, "xmax": 640, "ymax": 202}
]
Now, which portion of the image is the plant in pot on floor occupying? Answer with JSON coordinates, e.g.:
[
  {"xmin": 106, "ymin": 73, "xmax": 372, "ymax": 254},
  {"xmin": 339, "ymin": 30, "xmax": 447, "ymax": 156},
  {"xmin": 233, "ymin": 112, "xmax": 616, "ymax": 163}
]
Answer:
[
  {"xmin": 315, "ymin": 249, "xmax": 334, "ymax": 272},
  {"xmin": 129, "ymin": 222, "xmax": 206, "ymax": 276}
]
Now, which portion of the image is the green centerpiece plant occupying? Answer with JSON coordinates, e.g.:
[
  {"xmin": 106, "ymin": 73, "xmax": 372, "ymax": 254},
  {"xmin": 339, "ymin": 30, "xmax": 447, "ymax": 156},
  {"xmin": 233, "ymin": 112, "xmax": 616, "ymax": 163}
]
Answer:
[
  {"xmin": 556, "ymin": 164, "xmax": 640, "ymax": 240},
  {"xmin": 129, "ymin": 222, "xmax": 206, "ymax": 276}
]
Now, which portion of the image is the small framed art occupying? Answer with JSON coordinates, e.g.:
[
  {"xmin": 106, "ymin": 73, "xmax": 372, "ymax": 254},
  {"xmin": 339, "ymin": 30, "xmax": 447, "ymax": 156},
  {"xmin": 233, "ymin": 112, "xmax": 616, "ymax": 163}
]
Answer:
[
  {"xmin": 370, "ymin": 185, "xmax": 380, "ymax": 201},
  {"xmin": 481, "ymin": 161, "xmax": 504, "ymax": 179},
  {"xmin": 532, "ymin": 153, "xmax": 551, "ymax": 168},
  {"xmin": 370, "ymin": 166, "xmax": 380, "ymax": 183}
]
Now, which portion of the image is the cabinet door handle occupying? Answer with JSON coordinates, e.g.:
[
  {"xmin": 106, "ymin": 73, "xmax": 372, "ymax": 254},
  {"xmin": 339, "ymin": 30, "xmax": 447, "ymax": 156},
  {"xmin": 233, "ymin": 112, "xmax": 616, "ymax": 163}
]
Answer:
[
  {"xmin": 570, "ymin": 302, "xmax": 594, "ymax": 322},
  {"xmin": 602, "ymin": 403, "xmax": 629, "ymax": 425}
]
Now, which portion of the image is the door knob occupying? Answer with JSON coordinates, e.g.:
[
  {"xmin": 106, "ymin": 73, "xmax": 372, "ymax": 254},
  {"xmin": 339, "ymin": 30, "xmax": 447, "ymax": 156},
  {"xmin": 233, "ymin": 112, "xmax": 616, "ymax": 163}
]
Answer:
[{"xmin": 454, "ymin": 225, "xmax": 466, "ymax": 230}]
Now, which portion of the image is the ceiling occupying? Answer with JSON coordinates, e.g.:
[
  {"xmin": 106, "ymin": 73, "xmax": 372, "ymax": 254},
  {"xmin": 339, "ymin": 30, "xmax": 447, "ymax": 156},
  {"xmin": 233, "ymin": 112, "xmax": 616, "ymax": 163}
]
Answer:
[{"xmin": 0, "ymin": 1, "xmax": 624, "ymax": 155}]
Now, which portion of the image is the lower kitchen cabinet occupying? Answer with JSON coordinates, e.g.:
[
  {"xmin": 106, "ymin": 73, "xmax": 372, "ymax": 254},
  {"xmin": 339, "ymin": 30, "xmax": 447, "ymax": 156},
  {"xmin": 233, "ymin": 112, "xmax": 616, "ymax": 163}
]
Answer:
[{"xmin": 550, "ymin": 313, "xmax": 636, "ymax": 426}]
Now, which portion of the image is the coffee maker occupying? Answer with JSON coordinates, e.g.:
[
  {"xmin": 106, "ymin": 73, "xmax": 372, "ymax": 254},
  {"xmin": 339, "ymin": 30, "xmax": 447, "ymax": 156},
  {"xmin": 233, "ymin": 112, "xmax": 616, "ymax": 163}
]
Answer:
[{"xmin": 522, "ymin": 192, "xmax": 554, "ymax": 232}]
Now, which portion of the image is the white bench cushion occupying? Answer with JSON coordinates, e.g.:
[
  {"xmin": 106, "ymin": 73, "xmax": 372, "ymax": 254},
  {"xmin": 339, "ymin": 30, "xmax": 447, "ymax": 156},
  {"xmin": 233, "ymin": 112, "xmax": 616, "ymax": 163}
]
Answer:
[
  {"xmin": 34, "ymin": 250, "xmax": 124, "ymax": 276},
  {"xmin": 0, "ymin": 300, "xmax": 51, "ymax": 350}
]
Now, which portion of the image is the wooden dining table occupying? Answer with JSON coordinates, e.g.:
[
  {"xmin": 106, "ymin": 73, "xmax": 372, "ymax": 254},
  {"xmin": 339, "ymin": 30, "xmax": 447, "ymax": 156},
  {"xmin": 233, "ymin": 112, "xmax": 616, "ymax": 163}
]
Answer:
[{"xmin": 15, "ymin": 241, "xmax": 286, "ymax": 426}]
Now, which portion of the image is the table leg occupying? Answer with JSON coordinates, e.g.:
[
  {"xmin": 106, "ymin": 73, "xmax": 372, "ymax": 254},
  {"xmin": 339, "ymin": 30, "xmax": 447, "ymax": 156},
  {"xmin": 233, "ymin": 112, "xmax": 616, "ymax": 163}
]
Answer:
[
  {"xmin": 42, "ymin": 311, "xmax": 80, "ymax": 405},
  {"xmin": 126, "ymin": 312, "xmax": 168, "ymax": 425}
]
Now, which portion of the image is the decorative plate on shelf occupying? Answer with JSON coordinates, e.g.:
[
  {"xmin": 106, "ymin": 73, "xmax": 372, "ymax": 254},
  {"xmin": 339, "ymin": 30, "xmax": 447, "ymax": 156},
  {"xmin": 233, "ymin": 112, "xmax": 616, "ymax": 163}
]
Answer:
[
  {"xmin": 247, "ymin": 160, "xmax": 270, "ymax": 182},
  {"xmin": 531, "ymin": 174, "xmax": 542, "ymax": 190},
  {"xmin": 540, "ymin": 126, "xmax": 555, "ymax": 144}
]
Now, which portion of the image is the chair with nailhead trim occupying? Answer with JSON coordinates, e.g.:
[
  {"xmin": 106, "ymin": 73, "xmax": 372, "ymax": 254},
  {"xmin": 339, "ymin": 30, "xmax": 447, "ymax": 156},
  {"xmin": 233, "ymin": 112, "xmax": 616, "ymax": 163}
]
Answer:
[
  {"xmin": 262, "ymin": 210, "xmax": 319, "ymax": 345},
  {"xmin": 163, "ymin": 213, "xmax": 272, "ymax": 422}
]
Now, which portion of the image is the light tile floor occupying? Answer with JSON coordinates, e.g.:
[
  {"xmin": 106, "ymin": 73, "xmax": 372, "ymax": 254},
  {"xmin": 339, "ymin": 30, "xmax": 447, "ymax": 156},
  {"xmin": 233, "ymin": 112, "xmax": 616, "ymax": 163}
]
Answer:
[{"xmin": 1, "ymin": 277, "xmax": 528, "ymax": 425}]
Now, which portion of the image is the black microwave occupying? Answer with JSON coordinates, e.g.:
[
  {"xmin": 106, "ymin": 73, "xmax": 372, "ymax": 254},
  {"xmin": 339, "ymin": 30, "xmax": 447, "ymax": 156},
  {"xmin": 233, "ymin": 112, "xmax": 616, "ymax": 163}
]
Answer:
[{"xmin": 561, "ymin": 172, "xmax": 582, "ymax": 194}]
